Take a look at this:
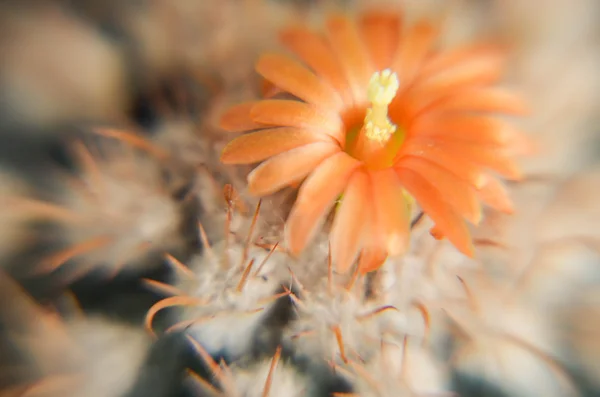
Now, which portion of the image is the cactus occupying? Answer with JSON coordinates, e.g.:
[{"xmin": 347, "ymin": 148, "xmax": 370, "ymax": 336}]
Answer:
[{"xmin": 0, "ymin": 1, "xmax": 599, "ymax": 397}]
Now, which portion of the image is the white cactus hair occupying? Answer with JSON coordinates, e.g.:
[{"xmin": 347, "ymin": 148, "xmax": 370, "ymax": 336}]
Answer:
[
  {"xmin": 0, "ymin": 169, "xmax": 41, "ymax": 264},
  {"xmin": 0, "ymin": 273, "xmax": 151, "ymax": 397},
  {"xmin": 26, "ymin": 128, "xmax": 187, "ymax": 282},
  {"xmin": 186, "ymin": 343, "xmax": 307, "ymax": 397},
  {"xmin": 139, "ymin": 179, "xmax": 514, "ymax": 396},
  {"xmin": 141, "ymin": 162, "xmax": 591, "ymax": 397}
]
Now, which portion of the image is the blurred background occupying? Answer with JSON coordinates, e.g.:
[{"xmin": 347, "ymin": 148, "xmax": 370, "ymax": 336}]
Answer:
[{"xmin": 0, "ymin": 0, "xmax": 599, "ymax": 396}]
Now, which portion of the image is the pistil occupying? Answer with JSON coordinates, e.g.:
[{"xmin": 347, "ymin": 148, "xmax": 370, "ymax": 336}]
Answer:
[
  {"xmin": 363, "ymin": 69, "xmax": 399, "ymax": 144},
  {"xmin": 348, "ymin": 69, "xmax": 403, "ymax": 169}
]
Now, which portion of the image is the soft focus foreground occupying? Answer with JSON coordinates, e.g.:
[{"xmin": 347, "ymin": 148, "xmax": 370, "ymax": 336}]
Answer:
[{"xmin": 0, "ymin": 1, "xmax": 599, "ymax": 397}]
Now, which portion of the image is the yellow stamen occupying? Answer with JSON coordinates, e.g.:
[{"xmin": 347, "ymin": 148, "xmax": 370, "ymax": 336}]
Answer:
[{"xmin": 364, "ymin": 69, "xmax": 399, "ymax": 143}]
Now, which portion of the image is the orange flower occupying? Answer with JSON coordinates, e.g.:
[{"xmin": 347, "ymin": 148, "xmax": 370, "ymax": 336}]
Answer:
[{"xmin": 219, "ymin": 9, "xmax": 529, "ymax": 274}]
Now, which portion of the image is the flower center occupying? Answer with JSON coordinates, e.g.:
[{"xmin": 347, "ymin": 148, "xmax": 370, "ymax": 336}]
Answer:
[
  {"xmin": 364, "ymin": 69, "xmax": 399, "ymax": 144},
  {"xmin": 345, "ymin": 69, "xmax": 405, "ymax": 170}
]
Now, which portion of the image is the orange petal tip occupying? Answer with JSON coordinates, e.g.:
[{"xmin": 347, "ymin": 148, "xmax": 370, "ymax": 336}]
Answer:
[
  {"xmin": 219, "ymin": 102, "xmax": 264, "ymax": 133},
  {"xmin": 462, "ymin": 242, "xmax": 475, "ymax": 258},
  {"xmin": 430, "ymin": 226, "xmax": 444, "ymax": 240},
  {"xmin": 386, "ymin": 232, "xmax": 410, "ymax": 256},
  {"xmin": 358, "ymin": 256, "xmax": 388, "ymax": 274},
  {"xmin": 471, "ymin": 210, "xmax": 483, "ymax": 226},
  {"xmin": 261, "ymin": 78, "xmax": 281, "ymax": 98},
  {"xmin": 511, "ymin": 134, "xmax": 539, "ymax": 157},
  {"xmin": 497, "ymin": 198, "xmax": 515, "ymax": 214},
  {"xmin": 220, "ymin": 139, "xmax": 244, "ymax": 164},
  {"xmin": 220, "ymin": 127, "xmax": 323, "ymax": 166},
  {"xmin": 430, "ymin": 226, "xmax": 474, "ymax": 257}
]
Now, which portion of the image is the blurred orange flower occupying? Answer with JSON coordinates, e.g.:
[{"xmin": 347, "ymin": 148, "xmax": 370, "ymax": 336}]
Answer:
[{"xmin": 220, "ymin": 9, "xmax": 529, "ymax": 273}]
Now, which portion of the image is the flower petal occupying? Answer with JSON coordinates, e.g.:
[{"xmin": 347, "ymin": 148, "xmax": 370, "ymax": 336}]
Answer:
[
  {"xmin": 391, "ymin": 20, "xmax": 439, "ymax": 84},
  {"xmin": 359, "ymin": 11, "xmax": 401, "ymax": 70},
  {"xmin": 477, "ymin": 175, "xmax": 514, "ymax": 214},
  {"xmin": 504, "ymin": 129, "xmax": 537, "ymax": 156},
  {"xmin": 354, "ymin": 173, "xmax": 388, "ymax": 274},
  {"xmin": 418, "ymin": 44, "xmax": 502, "ymax": 80},
  {"xmin": 247, "ymin": 141, "xmax": 339, "ymax": 196},
  {"xmin": 358, "ymin": 246, "xmax": 388, "ymax": 274},
  {"xmin": 256, "ymin": 53, "xmax": 343, "ymax": 110},
  {"xmin": 261, "ymin": 78, "xmax": 282, "ymax": 98},
  {"xmin": 357, "ymin": 206, "xmax": 388, "ymax": 274},
  {"xmin": 330, "ymin": 169, "xmax": 368, "ymax": 273},
  {"xmin": 285, "ymin": 151, "xmax": 361, "ymax": 255},
  {"xmin": 414, "ymin": 47, "xmax": 505, "ymax": 93},
  {"xmin": 220, "ymin": 127, "xmax": 326, "ymax": 164},
  {"xmin": 325, "ymin": 15, "xmax": 375, "ymax": 104},
  {"xmin": 370, "ymin": 168, "xmax": 411, "ymax": 255},
  {"xmin": 280, "ymin": 26, "xmax": 354, "ymax": 106},
  {"xmin": 412, "ymin": 115, "xmax": 520, "ymax": 146},
  {"xmin": 219, "ymin": 101, "xmax": 266, "ymax": 132},
  {"xmin": 430, "ymin": 87, "xmax": 529, "ymax": 115},
  {"xmin": 397, "ymin": 157, "xmax": 482, "ymax": 224},
  {"xmin": 395, "ymin": 47, "xmax": 506, "ymax": 120},
  {"xmin": 429, "ymin": 225, "xmax": 444, "ymax": 240},
  {"xmin": 395, "ymin": 149, "xmax": 486, "ymax": 189},
  {"xmin": 251, "ymin": 100, "xmax": 345, "ymax": 144},
  {"xmin": 402, "ymin": 138, "xmax": 523, "ymax": 181},
  {"xmin": 401, "ymin": 86, "xmax": 529, "ymax": 121},
  {"xmin": 396, "ymin": 168, "xmax": 474, "ymax": 257}
]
